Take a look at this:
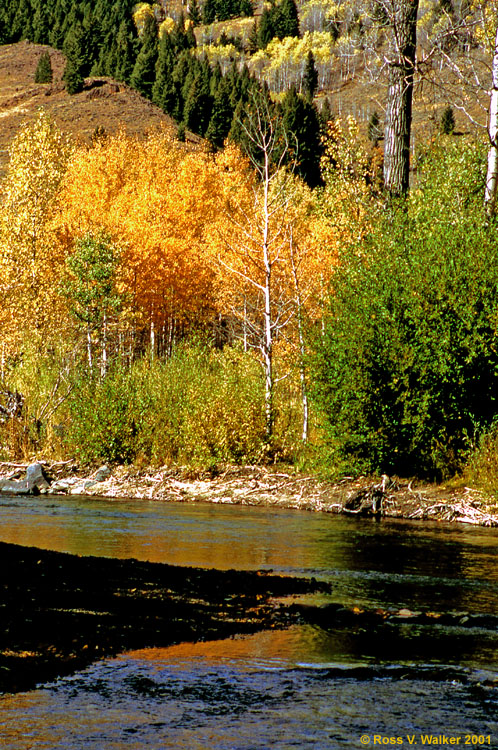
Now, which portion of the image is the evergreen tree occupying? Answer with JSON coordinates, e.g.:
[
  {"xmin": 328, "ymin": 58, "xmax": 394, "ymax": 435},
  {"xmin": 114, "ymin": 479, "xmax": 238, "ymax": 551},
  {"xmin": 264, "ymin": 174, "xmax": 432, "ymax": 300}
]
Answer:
[
  {"xmin": 33, "ymin": 2, "xmax": 51, "ymax": 45},
  {"xmin": 302, "ymin": 50, "xmax": 318, "ymax": 100},
  {"xmin": 440, "ymin": 105, "xmax": 456, "ymax": 134},
  {"xmin": 281, "ymin": 85, "xmax": 322, "ymax": 188},
  {"xmin": 35, "ymin": 51, "xmax": 53, "ymax": 83},
  {"xmin": 257, "ymin": 8, "xmax": 275, "ymax": 48},
  {"xmin": 202, "ymin": 0, "xmax": 216, "ymax": 24},
  {"xmin": 64, "ymin": 56, "xmax": 85, "ymax": 94},
  {"xmin": 210, "ymin": 61, "xmax": 223, "ymax": 97},
  {"xmin": 49, "ymin": 18, "xmax": 65, "ymax": 49},
  {"xmin": 130, "ymin": 14, "xmax": 158, "ymax": 98},
  {"xmin": 239, "ymin": 0, "xmax": 254, "ymax": 16},
  {"xmin": 183, "ymin": 72, "xmax": 213, "ymax": 135},
  {"xmin": 206, "ymin": 77, "xmax": 234, "ymax": 148},
  {"xmin": 274, "ymin": 0, "xmax": 299, "ymax": 38},
  {"xmin": 63, "ymin": 22, "xmax": 86, "ymax": 94},
  {"xmin": 152, "ymin": 31, "xmax": 175, "ymax": 107},
  {"xmin": 11, "ymin": 0, "xmax": 32, "ymax": 41},
  {"xmin": 114, "ymin": 18, "xmax": 136, "ymax": 83},
  {"xmin": 188, "ymin": 0, "xmax": 202, "ymax": 25},
  {"xmin": 247, "ymin": 20, "xmax": 259, "ymax": 53}
]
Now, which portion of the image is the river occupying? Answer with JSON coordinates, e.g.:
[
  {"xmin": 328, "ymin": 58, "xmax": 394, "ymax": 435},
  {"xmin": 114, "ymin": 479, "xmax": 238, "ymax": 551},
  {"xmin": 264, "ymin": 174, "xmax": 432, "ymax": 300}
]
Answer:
[{"xmin": 0, "ymin": 494, "xmax": 497, "ymax": 748}]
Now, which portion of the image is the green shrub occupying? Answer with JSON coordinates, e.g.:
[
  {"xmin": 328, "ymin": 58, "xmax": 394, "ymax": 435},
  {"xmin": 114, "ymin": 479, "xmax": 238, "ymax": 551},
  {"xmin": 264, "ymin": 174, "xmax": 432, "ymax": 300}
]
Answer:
[
  {"xmin": 313, "ymin": 139, "xmax": 498, "ymax": 479},
  {"xmin": 63, "ymin": 342, "xmax": 268, "ymax": 467}
]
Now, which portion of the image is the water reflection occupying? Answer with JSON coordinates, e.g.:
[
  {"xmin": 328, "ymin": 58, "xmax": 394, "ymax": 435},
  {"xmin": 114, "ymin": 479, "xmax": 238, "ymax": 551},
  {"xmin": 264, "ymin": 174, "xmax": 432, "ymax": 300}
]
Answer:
[
  {"xmin": 1, "ymin": 627, "xmax": 498, "ymax": 750},
  {"xmin": 1, "ymin": 495, "xmax": 498, "ymax": 614}
]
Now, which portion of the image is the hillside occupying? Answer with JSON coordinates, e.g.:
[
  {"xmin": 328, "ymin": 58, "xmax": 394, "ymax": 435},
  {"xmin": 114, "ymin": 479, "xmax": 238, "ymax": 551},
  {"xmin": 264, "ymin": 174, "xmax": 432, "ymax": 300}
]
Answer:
[{"xmin": 0, "ymin": 41, "xmax": 184, "ymax": 177}]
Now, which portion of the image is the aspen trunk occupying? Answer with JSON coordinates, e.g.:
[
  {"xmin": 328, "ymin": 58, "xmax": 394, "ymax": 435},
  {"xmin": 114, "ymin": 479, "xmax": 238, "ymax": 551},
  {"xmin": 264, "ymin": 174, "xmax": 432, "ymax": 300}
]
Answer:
[
  {"xmin": 383, "ymin": 0, "xmax": 419, "ymax": 196},
  {"xmin": 262, "ymin": 149, "xmax": 273, "ymax": 441},
  {"xmin": 485, "ymin": 26, "xmax": 498, "ymax": 218}
]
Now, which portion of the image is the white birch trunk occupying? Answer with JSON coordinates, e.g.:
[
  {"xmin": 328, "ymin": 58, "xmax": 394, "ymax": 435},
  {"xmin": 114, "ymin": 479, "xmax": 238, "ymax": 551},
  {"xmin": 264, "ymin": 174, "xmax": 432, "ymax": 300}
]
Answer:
[
  {"xmin": 262, "ymin": 148, "xmax": 273, "ymax": 441},
  {"xmin": 485, "ymin": 26, "xmax": 498, "ymax": 218}
]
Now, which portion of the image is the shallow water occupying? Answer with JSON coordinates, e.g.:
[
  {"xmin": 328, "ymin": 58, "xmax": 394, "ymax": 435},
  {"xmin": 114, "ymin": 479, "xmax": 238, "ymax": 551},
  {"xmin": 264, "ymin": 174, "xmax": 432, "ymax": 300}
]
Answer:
[{"xmin": 1, "ymin": 495, "xmax": 498, "ymax": 748}]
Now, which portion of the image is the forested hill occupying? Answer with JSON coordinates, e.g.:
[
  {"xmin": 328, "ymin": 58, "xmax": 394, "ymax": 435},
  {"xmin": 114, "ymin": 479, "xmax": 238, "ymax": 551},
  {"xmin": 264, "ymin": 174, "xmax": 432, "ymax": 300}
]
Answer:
[
  {"xmin": 0, "ymin": 41, "xmax": 181, "ymax": 178},
  {"xmin": 0, "ymin": 0, "xmax": 324, "ymax": 187}
]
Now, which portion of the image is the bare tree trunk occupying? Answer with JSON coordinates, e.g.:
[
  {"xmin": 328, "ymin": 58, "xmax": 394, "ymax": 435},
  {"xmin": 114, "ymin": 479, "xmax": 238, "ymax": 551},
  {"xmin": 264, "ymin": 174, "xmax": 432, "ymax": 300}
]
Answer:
[
  {"xmin": 86, "ymin": 324, "xmax": 93, "ymax": 370},
  {"xmin": 485, "ymin": 26, "xmax": 498, "ymax": 218},
  {"xmin": 101, "ymin": 310, "xmax": 108, "ymax": 378},
  {"xmin": 382, "ymin": 0, "xmax": 419, "ymax": 196},
  {"xmin": 262, "ymin": 147, "xmax": 274, "ymax": 441}
]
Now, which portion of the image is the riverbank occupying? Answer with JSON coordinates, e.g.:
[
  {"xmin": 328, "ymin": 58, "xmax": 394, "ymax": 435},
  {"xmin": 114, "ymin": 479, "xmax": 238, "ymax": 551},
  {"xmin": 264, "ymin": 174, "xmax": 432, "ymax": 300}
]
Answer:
[{"xmin": 2, "ymin": 462, "xmax": 497, "ymax": 527}]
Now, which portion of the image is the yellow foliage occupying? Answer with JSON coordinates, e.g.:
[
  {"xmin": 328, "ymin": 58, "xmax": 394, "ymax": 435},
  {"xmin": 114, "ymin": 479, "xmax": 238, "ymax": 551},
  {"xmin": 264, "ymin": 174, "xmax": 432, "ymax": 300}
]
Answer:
[
  {"xmin": 133, "ymin": 2, "xmax": 155, "ymax": 36},
  {"xmin": 159, "ymin": 18, "xmax": 175, "ymax": 37},
  {"xmin": 0, "ymin": 111, "xmax": 72, "ymax": 354},
  {"xmin": 54, "ymin": 131, "xmax": 222, "ymax": 335}
]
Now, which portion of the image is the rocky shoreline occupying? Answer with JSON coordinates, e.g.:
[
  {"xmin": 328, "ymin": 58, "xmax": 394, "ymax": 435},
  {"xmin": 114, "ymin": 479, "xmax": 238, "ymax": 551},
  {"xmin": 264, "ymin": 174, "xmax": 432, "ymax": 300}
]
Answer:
[{"xmin": 1, "ymin": 461, "xmax": 498, "ymax": 527}]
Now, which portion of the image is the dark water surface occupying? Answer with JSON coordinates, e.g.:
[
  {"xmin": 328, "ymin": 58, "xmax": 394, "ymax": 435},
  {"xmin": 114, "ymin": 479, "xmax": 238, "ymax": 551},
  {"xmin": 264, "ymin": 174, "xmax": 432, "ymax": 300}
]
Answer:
[{"xmin": 1, "ymin": 494, "xmax": 498, "ymax": 748}]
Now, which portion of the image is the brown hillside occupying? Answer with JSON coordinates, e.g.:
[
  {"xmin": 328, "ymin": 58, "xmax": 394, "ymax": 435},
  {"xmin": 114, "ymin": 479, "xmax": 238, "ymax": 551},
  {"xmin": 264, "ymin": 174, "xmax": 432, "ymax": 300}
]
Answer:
[{"xmin": 0, "ymin": 41, "xmax": 184, "ymax": 177}]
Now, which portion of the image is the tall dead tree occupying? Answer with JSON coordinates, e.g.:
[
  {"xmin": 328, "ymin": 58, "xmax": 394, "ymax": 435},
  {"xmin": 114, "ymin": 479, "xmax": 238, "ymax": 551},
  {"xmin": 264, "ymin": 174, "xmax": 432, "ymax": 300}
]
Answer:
[{"xmin": 380, "ymin": 0, "xmax": 420, "ymax": 196}]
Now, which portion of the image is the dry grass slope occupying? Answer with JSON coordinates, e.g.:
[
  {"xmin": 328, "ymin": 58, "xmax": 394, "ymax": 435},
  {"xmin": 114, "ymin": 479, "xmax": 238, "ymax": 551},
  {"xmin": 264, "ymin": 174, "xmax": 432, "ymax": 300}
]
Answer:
[{"xmin": 0, "ymin": 41, "xmax": 184, "ymax": 177}]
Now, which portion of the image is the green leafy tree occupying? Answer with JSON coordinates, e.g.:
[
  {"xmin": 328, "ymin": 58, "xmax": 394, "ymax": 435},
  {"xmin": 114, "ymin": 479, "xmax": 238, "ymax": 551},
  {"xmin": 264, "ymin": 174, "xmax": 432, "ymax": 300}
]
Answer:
[
  {"xmin": 61, "ymin": 231, "xmax": 123, "ymax": 374},
  {"xmin": 35, "ymin": 51, "xmax": 53, "ymax": 84},
  {"xmin": 313, "ymin": 140, "xmax": 496, "ymax": 479}
]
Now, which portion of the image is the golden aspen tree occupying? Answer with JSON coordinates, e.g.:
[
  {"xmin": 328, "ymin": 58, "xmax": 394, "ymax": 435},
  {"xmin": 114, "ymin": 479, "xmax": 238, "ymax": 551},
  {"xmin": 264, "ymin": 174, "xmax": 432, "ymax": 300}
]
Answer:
[
  {"xmin": 0, "ymin": 111, "xmax": 72, "ymax": 355},
  {"xmin": 55, "ymin": 131, "xmax": 221, "ymax": 356},
  {"xmin": 210, "ymin": 126, "xmax": 336, "ymax": 443}
]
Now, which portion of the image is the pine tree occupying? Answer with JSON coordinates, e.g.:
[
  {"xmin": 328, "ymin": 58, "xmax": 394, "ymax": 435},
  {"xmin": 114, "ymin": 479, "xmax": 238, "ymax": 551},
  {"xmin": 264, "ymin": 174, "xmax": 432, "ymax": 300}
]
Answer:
[
  {"xmin": 152, "ymin": 32, "xmax": 175, "ymax": 107},
  {"xmin": 188, "ymin": 0, "xmax": 202, "ymax": 26},
  {"xmin": 440, "ymin": 105, "xmax": 455, "ymax": 134},
  {"xmin": 114, "ymin": 19, "xmax": 136, "ymax": 83},
  {"xmin": 35, "ymin": 51, "xmax": 53, "ymax": 83},
  {"xmin": 206, "ymin": 77, "xmax": 234, "ymax": 148},
  {"xmin": 247, "ymin": 20, "xmax": 258, "ymax": 53},
  {"xmin": 64, "ymin": 57, "xmax": 84, "ymax": 94},
  {"xmin": 130, "ymin": 14, "xmax": 158, "ymax": 98},
  {"xmin": 239, "ymin": 0, "xmax": 254, "ymax": 17},
  {"xmin": 257, "ymin": 8, "xmax": 275, "ymax": 48},
  {"xmin": 202, "ymin": 0, "xmax": 217, "ymax": 24},
  {"xmin": 63, "ymin": 23, "xmax": 86, "ymax": 94},
  {"xmin": 281, "ymin": 85, "xmax": 322, "ymax": 188},
  {"xmin": 33, "ymin": 2, "xmax": 51, "ymax": 45},
  {"xmin": 274, "ymin": 0, "xmax": 299, "ymax": 39},
  {"xmin": 302, "ymin": 50, "xmax": 318, "ymax": 101}
]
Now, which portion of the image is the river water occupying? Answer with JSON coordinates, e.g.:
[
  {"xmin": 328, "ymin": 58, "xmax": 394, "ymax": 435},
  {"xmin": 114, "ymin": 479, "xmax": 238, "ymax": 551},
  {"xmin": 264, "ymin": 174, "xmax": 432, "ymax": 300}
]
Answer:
[{"xmin": 1, "ymin": 494, "xmax": 498, "ymax": 749}]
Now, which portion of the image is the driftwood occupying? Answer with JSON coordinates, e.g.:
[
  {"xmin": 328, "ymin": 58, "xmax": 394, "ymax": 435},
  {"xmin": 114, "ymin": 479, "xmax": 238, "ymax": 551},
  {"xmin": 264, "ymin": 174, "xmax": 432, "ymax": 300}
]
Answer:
[{"xmin": 343, "ymin": 475, "xmax": 399, "ymax": 516}]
